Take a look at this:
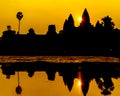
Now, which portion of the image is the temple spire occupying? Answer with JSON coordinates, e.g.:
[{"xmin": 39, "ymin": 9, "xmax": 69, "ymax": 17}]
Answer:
[{"xmin": 82, "ymin": 8, "xmax": 90, "ymax": 24}]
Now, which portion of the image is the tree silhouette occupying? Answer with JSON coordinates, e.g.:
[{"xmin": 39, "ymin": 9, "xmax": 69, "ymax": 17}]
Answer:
[
  {"xmin": 102, "ymin": 16, "xmax": 115, "ymax": 32},
  {"xmin": 16, "ymin": 12, "xmax": 23, "ymax": 34}
]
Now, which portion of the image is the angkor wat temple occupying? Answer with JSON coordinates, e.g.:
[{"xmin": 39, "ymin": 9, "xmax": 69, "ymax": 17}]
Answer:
[{"xmin": 0, "ymin": 8, "xmax": 120, "ymax": 56}]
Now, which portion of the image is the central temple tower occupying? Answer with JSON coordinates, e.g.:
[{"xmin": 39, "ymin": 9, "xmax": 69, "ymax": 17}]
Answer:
[{"xmin": 80, "ymin": 8, "xmax": 90, "ymax": 27}]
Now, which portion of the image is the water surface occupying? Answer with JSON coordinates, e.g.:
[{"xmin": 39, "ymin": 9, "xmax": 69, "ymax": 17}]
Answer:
[{"xmin": 0, "ymin": 56, "xmax": 120, "ymax": 96}]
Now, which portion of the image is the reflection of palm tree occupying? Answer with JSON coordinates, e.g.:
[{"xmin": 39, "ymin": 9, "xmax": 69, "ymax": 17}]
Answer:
[
  {"xmin": 16, "ymin": 12, "xmax": 23, "ymax": 34},
  {"xmin": 16, "ymin": 71, "xmax": 22, "ymax": 94}
]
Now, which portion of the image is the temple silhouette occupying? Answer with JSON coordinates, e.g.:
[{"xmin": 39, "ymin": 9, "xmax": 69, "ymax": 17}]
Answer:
[{"xmin": 0, "ymin": 8, "xmax": 120, "ymax": 56}]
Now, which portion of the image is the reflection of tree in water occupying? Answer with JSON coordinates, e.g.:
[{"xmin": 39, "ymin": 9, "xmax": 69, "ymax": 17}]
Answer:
[
  {"xmin": 95, "ymin": 76, "xmax": 114, "ymax": 95},
  {"xmin": 94, "ymin": 64, "xmax": 115, "ymax": 95},
  {"xmin": 16, "ymin": 71, "xmax": 22, "ymax": 95}
]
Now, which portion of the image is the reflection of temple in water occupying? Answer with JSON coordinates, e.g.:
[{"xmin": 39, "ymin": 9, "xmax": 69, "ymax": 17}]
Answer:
[{"xmin": 1, "ymin": 61, "xmax": 120, "ymax": 96}]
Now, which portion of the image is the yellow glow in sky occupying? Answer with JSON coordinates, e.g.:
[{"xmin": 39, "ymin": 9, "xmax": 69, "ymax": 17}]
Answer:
[
  {"xmin": 77, "ymin": 17, "xmax": 83, "ymax": 23},
  {"xmin": 0, "ymin": 0, "xmax": 120, "ymax": 36}
]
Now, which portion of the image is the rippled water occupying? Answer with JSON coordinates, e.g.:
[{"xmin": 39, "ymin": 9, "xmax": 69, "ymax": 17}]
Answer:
[{"xmin": 0, "ymin": 56, "xmax": 119, "ymax": 63}]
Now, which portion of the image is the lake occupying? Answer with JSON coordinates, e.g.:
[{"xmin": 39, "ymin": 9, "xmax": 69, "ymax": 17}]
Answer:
[{"xmin": 0, "ymin": 56, "xmax": 120, "ymax": 96}]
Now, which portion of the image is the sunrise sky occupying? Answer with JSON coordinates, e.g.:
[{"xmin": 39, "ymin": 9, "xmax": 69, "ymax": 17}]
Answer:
[{"xmin": 0, "ymin": 0, "xmax": 120, "ymax": 36}]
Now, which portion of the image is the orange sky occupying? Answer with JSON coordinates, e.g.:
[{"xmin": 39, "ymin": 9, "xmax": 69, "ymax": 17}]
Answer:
[{"xmin": 0, "ymin": 0, "xmax": 120, "ymax": 36}]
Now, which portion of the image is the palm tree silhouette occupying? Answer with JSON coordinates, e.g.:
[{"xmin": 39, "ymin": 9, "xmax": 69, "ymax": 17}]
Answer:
[
  {"xmin": 16, "ymin": 71, "xmax": 22, "ymax": 95},
  {"xmin": 16, "ymin": 12, "xmax": 23, "ymax": 34}
]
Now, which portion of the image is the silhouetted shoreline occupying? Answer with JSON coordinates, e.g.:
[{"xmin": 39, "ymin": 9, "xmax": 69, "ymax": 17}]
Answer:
[{"xmin": 0, "ymin": 9, "xmax": 120, "ymax": 56}]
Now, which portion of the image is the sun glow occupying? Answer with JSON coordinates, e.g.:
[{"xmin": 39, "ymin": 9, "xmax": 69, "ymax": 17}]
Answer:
[{"xmin": 78, "ymin": 17, "xmax": 83, "ymax": 23}]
